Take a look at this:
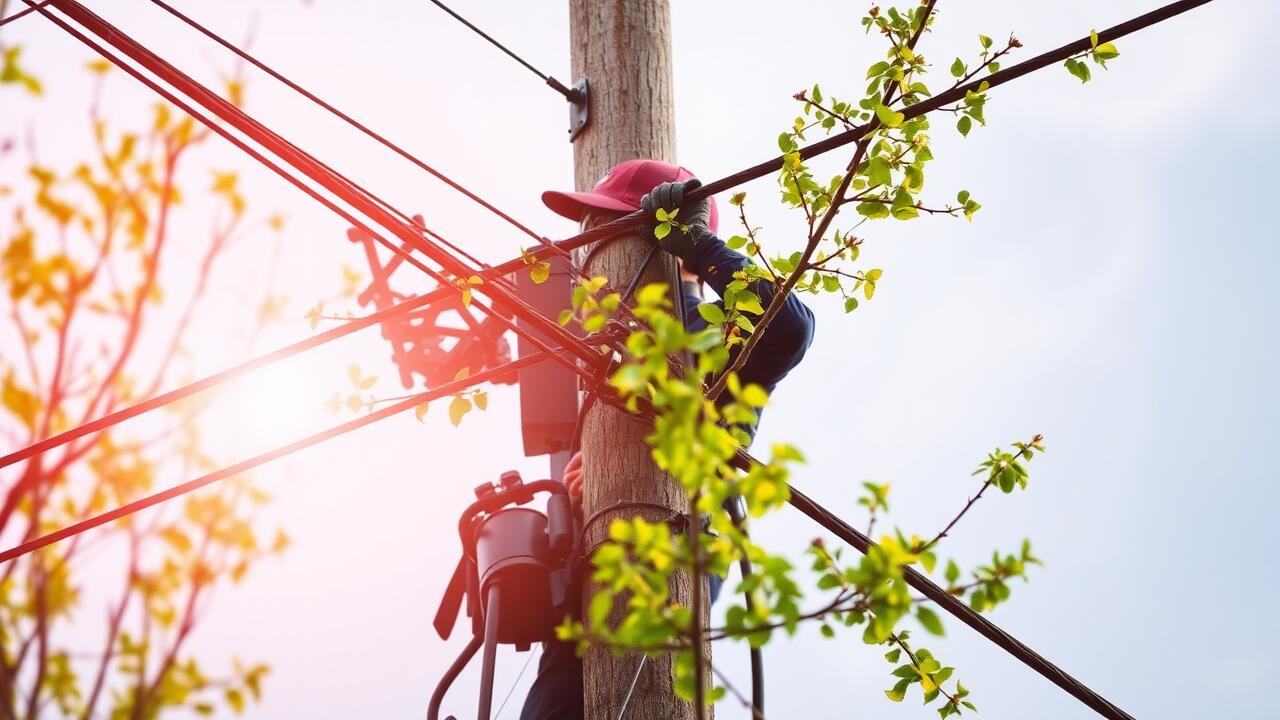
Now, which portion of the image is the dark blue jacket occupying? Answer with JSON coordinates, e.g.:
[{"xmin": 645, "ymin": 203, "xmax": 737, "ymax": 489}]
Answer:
[{"xmin": 681, "ymin": 233, "xmax": 817, "ymax": 415}]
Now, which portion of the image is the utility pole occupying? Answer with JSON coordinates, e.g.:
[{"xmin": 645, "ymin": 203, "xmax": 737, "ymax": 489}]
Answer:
[{"xmin": 568, "ymin": 1, "xmax": 705, "ymax": 718}]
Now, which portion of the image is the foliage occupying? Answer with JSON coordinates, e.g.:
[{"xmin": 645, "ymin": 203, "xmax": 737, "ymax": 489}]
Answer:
[
  {"xmin": 0, "ymin": 55, "xmax": 289, "ymax": 718},
  {"xmin": 551, "ymin": 3, "xmax": 1123, "ymax": 718}
]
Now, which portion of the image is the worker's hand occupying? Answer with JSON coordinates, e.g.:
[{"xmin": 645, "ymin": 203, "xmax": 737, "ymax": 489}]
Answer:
[
  {"xmin": 640, "ymin": 179, "xmax": 711, "ymax": 259},
  {"xmin": 563, "ymin": 451, "xmax": 584, "ymax": 498}
]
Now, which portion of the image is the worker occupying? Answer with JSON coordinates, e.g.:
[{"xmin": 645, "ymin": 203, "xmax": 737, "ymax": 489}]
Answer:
[{"xmin": 521, "ymin": 159, "xmax": 815, "ymax": 720}]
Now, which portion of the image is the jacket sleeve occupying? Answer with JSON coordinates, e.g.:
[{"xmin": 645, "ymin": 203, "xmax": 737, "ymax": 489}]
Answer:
[{"xmin": 681, "ymin": 234, "xmax": 816, "ymax": 395}]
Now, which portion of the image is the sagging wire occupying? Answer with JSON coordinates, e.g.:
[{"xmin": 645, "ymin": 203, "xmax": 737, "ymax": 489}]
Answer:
[{"xmin": 424, "ymin": 0, "xmax": 582, "ymax": 102}]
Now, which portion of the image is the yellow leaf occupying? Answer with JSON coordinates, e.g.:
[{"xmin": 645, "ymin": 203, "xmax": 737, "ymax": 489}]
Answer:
[
  {"xmin": 473, "ymin": 391, "xmax": 488, "ymax": 411},
  {"xmin": 152, "ymin": 103, "xmax": 171, "ymax": 132},
  {"xmin": 272, "ymin": 528, "xmax": 291, "ymax": 553},
  {"xmin": 453, "ymin": 367, "xmax": 470, "ymax": 381},
  {"xmin": 415, "ymin": 402, "xmax": 429, "ymax": 422},
  {"xmin": 448, "ymin": 395, "xmax": 471, "ymax": 427},
  {"xmin": 2, "ymin": 372, "xmax": 40, "ymax": 430},
  {"xmin": 210, "ymin": 170, "xmax": 237, "ymax": 194},
  {"xmin": 86, "ymin": 58, "xmax": 112, "ymax": 75},
  {"xmin": 347, "ymin": 364, "xmax": 361, "ymax": 385}
]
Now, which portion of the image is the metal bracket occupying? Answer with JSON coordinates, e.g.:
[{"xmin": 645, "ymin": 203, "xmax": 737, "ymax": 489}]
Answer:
[{"xmin": 567, "ymin": 77, "xmax": 590, "ymax": 141}]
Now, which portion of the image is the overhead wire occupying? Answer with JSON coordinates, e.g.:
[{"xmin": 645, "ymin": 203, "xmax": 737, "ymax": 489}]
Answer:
[
  {"xmin": 492, "ymin": 645, "xmax": 540, "ymax": 720},
  {"xmin": 0, "ymin": 0, "xmax": 49, "ymax": 27},
  {"xmin": 28, "ymin": 0, "xmax": 598, "ymax": 380},
  {"xmin": 423, "ymin": 0, "xmax": 581, "ymax": 101},
  {"xmin": 144, "ymin": 0, "xmax": 559, "ymax": 255},
  {"xmin": 0, "ymin": 351, "xmax": 558, "ymax": 565},
  {"xmin": 6, "ymin": 3, "xmax": 1206, "ymax": 714}
]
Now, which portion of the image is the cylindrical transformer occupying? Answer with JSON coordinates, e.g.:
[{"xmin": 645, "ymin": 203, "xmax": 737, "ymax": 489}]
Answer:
[{"xmin": 473, "ymin": 507, "xmax": 557, "ymax": 645}]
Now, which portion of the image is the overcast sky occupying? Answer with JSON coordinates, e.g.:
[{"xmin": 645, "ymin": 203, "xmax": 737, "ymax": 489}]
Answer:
[{"xmin": 2, "ymin": 0, "xmax": 1277, "ymax": 718}]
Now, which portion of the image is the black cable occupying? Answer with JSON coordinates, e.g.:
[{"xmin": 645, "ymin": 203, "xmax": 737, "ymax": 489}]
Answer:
[
  {"xmin": 427, "ymin": 634, "xmax": 483, "ymax": 720},
  {"xmin": 424, "ymin": 0, "xmax": 580, "ymax": 101},
  {"xmin": 145, "ymin": 0, "xmax": 552, "ymax": 249},
  {"xmin": 772, "ymin": 474, "xmax": 1136, "ymax": 720},
  {"xmin": 36, "ymin": 0, "xmax": 599, "ymax": 384},
  {"xmin": 0, "ymin": 0, "xmax": 49, "ymax": 27},
  {"xmin": 621, "ymin": 244, "xmax": 661, "ymax": 304}
]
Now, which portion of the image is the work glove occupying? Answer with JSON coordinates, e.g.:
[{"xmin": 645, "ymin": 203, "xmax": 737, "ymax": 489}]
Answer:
[{"xmin": 640, "ymin": 179, "xmax": 711, "ymax": 260}]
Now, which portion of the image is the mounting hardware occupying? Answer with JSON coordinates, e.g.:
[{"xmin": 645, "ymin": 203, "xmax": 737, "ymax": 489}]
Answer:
[{"xmin": 567, "ymin": 77, "xmax": 590, "ymax": 141}]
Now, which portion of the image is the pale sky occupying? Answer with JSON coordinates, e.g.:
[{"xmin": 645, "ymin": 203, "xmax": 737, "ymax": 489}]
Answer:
[{"xmin": 2, "ymin": 1, "xmax": 1277, "ymax": 718}]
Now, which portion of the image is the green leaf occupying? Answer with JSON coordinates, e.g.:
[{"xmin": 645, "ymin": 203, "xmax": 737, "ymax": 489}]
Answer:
[
  {"xmin": 917, "ymin": 606, "xmax": 945, "ymax": 636},
  {"xmin": 655, "ymin": 222, "xmax": 672, "ymax": 240},
  {"xmin": 874, "ymin": 104, "xmax": 905, "ymax": 128},
  {"xmin": 588, "ymin": 590, "xmax": 613, "ymax": 626},
  {"xmin": 856, "ymin": 201, "xmax": 891, "ymax": 220},
  {"xmin": 741, "ymin": 384, "xmax": 769, "ymax": 408},
  {"xmin": 944, "ymin": 559, "xmax": 960, "ymax": 585},
  {"xmin": 1065, "ymin": 57, "xmax": 1091, "ymax": 83},
  {"xmin": 979, "ymin": 34, "xmax": 993, "ymax": 49},
  {"xmin": 868, "ymin": 157, "xmax": 892, "ymax": 187},
  {"xmin": 735, "ymin": 295, "xmax": 766, "ymax": 315},
  {"xmin": 636, "ymin": 283, "xmax": 667, "ymax": 306},
  {"xmin": 697, "ymin": 302, "xmax": 726, "ymax": 324},
  {"xmin": 1089, "ymin": 29, "xmax": 1099, "ymax": 49},
  {"xmin": 885, "ymin": 678, "xmax": 911, "ymax": 702},
  {"xmin": 610, "ymin": 364, "xmax": 647, "ymax": 396},
  {"xmin": 1093, "ymin": 42, "xmax": 1119, "ymax": 61},
  {"xmin": 950, "ymin": 57, "xmax": 965, "ymax": 78},
  {"xmin": 956, "ymin": 115, "xmax": 972, "ymax": 136}
]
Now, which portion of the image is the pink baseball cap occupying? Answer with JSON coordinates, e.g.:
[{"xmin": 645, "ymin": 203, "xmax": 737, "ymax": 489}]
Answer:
[{"xmin": 542, "ymin": 158, "xmax": 718, "ymax": 236}]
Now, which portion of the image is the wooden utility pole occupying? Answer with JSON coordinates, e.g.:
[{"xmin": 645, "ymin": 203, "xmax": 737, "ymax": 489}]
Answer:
[{"xmin": 569, "ymin": 1, "xmax": 705, "ymax": 718}]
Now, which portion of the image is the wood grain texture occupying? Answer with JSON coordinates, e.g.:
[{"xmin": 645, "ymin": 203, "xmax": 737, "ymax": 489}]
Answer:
[{"xmin": 569, "ymin": 1, "xmax": 707, "ymax": 718}]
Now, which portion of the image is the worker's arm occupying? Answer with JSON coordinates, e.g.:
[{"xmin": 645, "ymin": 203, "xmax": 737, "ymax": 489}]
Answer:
[{"xmin": 680, "ymin": 235, "xmax": 816, "ymax": 395}]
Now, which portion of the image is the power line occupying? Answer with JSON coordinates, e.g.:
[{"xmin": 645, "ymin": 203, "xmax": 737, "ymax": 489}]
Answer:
[
  {"xmin": 728, "ymin": 442, "xmax": 1136, "ymax": 719},
  {"xmin": 34, "ymin": 0, "xmax": 597, "ymax": 377},
  {"xmin": 7, "ymin": 4, "xmax": 1204, "ymax": 714},
  {"xmin": 145, "ymin": 0, "xmax": 555, "ymax": 252},
  {"xmin": 0, "ymin": 291, "xmax": 437, "ymax": 471},
  {"xmin": 7, "ymin": 0, "xmax": 1209, "ymax": 472},
  {"xmin": 0, "ymin": 0, "xmax": 49, "ymax": 28},
  {"xmin": 7, "ymin": 0, "xmax": 596, "ymax": 466},
  {"xmin": 424, "ymin": 0, "xmax": 581, "ymax": 102},
  {"xmin": 0, "ymin": 351, "xmax": 555, "ymax": 565},
  {"xmin": 492, "ymin": 645, "xmax": 539, "ymax": 720}
]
